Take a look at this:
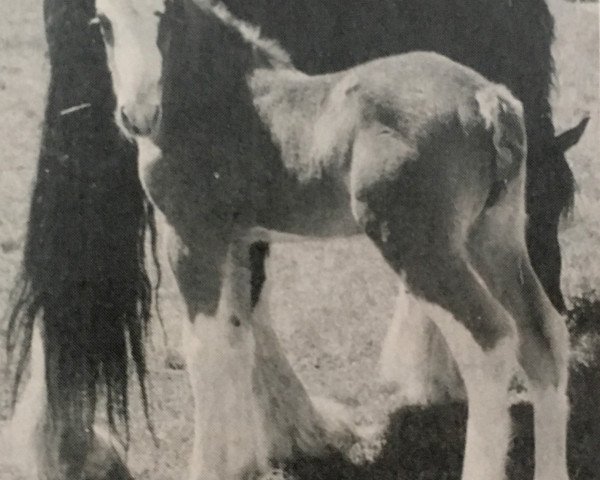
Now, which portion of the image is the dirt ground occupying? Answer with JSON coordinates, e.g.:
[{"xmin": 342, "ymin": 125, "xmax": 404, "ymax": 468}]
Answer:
[{"xmin": 0, "ymin": 1, "xmax": 598, "ymax": 479}]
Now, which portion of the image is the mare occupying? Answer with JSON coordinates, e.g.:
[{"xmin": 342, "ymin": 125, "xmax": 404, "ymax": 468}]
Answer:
[{"xmin": 65, "ymin": 1, "xmax": 569, "ymax": 479}]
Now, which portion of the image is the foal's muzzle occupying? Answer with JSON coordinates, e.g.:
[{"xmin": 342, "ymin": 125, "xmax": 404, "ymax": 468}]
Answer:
[{"xmin": 120, "ymin": 103, "xmax": 161, "ymax": 137}]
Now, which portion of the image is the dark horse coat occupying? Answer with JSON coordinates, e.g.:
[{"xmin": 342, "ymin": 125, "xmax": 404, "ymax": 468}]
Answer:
[{"xmin": 6, "ymin": 0, "xmax": 578, "ymax": 477}]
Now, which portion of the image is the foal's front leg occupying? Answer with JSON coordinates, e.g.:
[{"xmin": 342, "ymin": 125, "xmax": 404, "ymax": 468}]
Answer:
[{"xmin": 177, "ymin": 235, "xmax": 354, "ymax": 480}]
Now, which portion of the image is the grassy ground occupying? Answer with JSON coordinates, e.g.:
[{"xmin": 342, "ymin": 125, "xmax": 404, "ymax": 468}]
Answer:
[{"xmin": 0, "ymin": 0, "xmax": 598, "ymax": 479}]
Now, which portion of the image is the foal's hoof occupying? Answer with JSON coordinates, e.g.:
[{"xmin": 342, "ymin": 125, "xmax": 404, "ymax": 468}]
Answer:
[
  {"xmin": 83, "ymin": 427, "xmax": 133, "ymax": 480},
  {"xmin": 165, "ymin": 348, "xmax": 186, "ymax": 370}
]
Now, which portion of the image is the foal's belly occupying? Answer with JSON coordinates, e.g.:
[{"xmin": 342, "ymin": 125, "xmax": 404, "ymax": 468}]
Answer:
[
  {"xmin": 257, "ymin": 174, "xmax": 362, "ymax": 238},
  {"xmin": 137, "ymin": 139, "xmax": 361, "ymax": 240}
]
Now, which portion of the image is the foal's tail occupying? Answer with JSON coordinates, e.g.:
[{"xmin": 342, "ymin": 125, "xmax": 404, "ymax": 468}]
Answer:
[{"xmin": 475, "ymin": 85, "xmax": 527, "ymax": 208}]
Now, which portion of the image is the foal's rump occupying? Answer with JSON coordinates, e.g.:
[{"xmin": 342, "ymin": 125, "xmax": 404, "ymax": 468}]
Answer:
[{"xmin": 342, "ymin": 52, "xmax": 526, "ymax": 238}]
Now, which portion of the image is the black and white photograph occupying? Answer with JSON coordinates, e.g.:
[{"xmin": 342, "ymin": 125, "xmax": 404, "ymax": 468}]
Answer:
[{"xmin": 0, "ymin": 1, "xmax": 598, "ymax": 479}]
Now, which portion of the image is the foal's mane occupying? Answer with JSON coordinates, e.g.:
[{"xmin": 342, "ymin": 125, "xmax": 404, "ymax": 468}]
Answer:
[{"xmin": 194, "ymin": 0, "xmax": 292, "ymax": 67}]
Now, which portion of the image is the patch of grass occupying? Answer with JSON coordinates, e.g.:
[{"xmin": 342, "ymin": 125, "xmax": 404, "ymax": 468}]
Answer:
[{"xmin": 568, "ymin": 292, "xmax": 600, "ymax": 336}]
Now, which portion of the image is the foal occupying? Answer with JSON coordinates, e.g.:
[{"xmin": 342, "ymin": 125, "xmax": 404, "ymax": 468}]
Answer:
[{"xmin": 89, "ymin": 1, "xmax": 570, "ymax": 479}]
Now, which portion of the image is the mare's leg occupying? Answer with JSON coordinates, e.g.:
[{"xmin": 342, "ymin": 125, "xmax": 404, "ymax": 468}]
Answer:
[
  {"xmin": 469, "ymin": 192, "xmax": 570, "ymax": 480},
  {"xmin": 170, "ymin": 231, "xmax": 353, "ymax": 480},
  {"xmin": 379, "ymin": 282, "xmax": 464, "ymax": 403},
  {"xmin": 135, "ymin": 139, "xmax": 185, "ymax": 371}
]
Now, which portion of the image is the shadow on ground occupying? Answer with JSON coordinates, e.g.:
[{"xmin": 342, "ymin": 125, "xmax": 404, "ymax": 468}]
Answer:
[{"xmin": 279, "ymin": 301, "xmax": 600, "ymax": 480}]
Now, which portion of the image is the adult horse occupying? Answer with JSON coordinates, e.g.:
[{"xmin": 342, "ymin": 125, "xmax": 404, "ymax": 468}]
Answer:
[
  {"xmin": 3, "ymin": 0, "xmax": 585, "ymax": 479},
  {"xmin": 36, "ymin": 1, "xmax": 576, "ymax": 480}
]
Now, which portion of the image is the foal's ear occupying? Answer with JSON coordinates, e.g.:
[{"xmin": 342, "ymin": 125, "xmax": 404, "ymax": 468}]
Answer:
[{"xmin": 554, "ymin": 116, "xmax": 590, "ymax": 153}]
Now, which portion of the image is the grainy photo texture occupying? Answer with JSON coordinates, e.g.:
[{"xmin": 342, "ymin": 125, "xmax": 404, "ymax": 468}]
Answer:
[{"xmin": 0, "ymin": 1, "xmax": 598, "ymax": 479}]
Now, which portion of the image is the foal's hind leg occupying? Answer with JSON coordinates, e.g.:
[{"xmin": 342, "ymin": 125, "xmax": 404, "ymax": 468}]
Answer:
[
  {"xmin": 404, "ymin": 257, "xmax": 518, "ymax": 480},
  {"xmin": 379, "ymin": 282, "xmax": 464, "ymax": 404},
  {"xmin": 516, "ymin": 267, "xmax": 569, "ymax": 480},
  {"xmin": 367, "ymin": 222, "xmax": 518, "ymax": 480},
  {"xmin": 469, "ymin": 204, "xmax": 570, "ymax": 480}
]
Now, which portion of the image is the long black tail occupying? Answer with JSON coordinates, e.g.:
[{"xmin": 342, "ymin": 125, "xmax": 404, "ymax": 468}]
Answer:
[{"xmin": 5, "ymin": 0, "xmax": 154, "ymax": 471}]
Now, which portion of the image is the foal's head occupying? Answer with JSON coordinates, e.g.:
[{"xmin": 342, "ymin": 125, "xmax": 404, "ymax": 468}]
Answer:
[{"xmin": 94, "ymin": 0, "xmax": 181, "ymax": 137}]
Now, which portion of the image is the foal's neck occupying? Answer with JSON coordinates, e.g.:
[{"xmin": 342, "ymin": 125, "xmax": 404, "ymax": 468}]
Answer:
[
  {"xmin": 203, "ymin": 2, "xmax": 338, "ymax": 158},
  {"xmin": 190, "ymin": 2, "xmax": 339, "ymax": 176}
]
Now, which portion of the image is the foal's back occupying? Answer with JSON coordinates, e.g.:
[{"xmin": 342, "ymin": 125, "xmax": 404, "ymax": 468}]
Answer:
[
  {"xmin": 323, "ymin": 51, "xmax": 491, "ymax": 153},
  {"xmin": 256, "ymin": 51, "xmax": 506, "ymax": 238}
]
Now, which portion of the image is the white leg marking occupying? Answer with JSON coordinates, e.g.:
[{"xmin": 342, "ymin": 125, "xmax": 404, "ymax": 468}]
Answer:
[
  {"xmin": 184, "ymin": 315, "xmax": 270, "ymax": 480},
  {"xmin": 419, "ymin": 300, "xmax": 516, "ymax": 480},
  {"xmin": 529, "ymin": 314, "xmax": 570, "ymax": 480},
  {"xmin": 184, "ymin": 243, "xmax": 355, "ymax": 480},
  {"xmin": 135, "ymin": 136, "xmax": 162, "ymax": 198},
  {"xmin": 531, "ymin": 386, "xmax": 570, "ymax": 480},
  {"xmin": 379, "ymin": 283, "xmax": 465, "ymax": 404}
]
